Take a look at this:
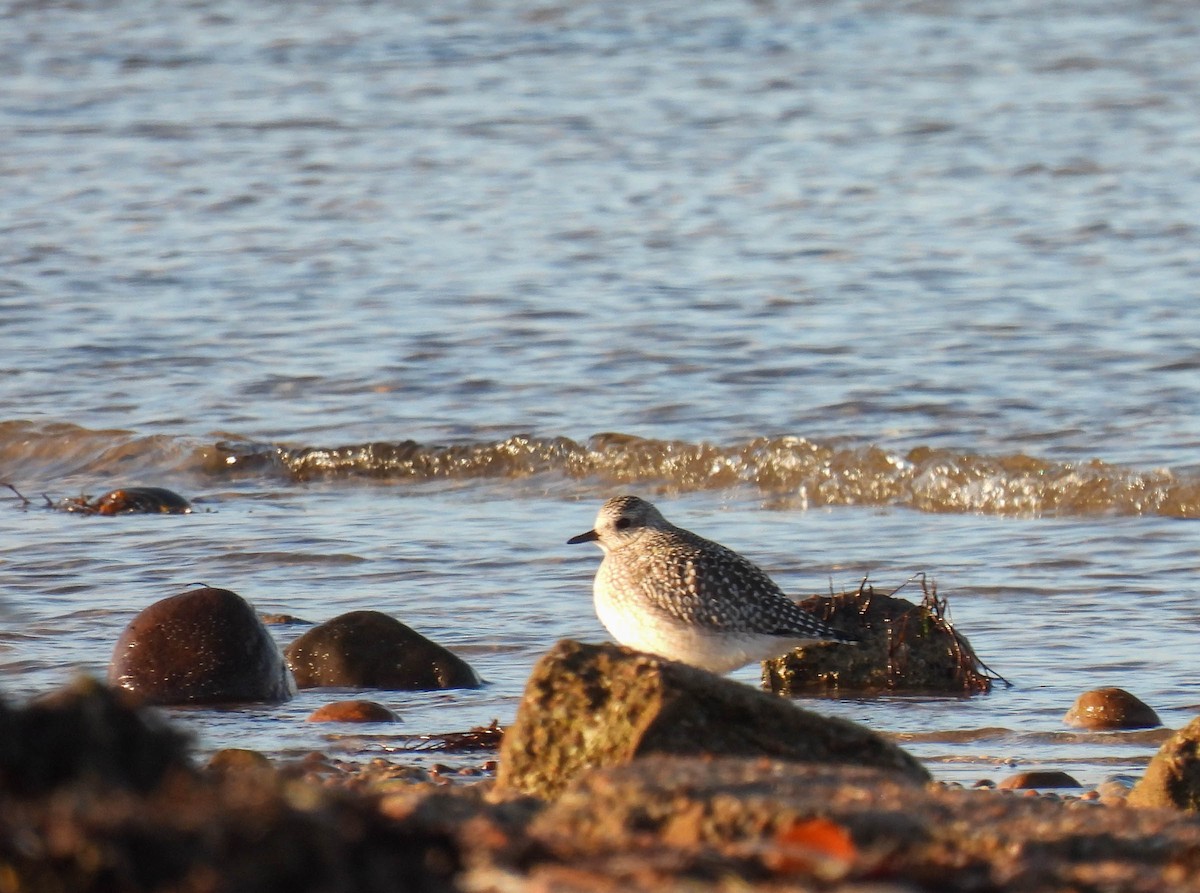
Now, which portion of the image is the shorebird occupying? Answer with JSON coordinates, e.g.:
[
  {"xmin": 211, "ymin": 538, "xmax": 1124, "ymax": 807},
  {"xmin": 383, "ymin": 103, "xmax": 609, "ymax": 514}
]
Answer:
[{"xmin": 567, "ymin": 495, "xmax": 855, "ymax": 673}]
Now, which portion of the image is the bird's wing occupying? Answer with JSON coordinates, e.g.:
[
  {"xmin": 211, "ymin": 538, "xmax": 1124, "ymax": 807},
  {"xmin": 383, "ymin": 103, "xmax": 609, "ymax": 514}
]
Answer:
[{"xmin": 632, "ymin": 532, "xmax": 845, "ymax": 640}]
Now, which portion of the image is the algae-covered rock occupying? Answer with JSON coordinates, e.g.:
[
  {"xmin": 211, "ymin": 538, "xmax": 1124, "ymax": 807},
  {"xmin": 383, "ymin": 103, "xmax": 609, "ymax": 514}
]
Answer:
[
  {"xmin": 1129, "ymin": 716, "xmax": 1200, "ymax": 810},
  {"xmin": 496, "ymin": 639, "xmax": 929, "ymax": 799},
  {"xmin": 764, "ymin": 582, "xmax": 1000, "ymax": 695}
]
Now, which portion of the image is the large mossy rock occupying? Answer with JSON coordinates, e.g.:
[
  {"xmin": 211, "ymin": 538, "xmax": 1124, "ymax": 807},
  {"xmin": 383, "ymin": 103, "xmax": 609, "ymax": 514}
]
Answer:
[
  {"xmin": 764, "ymin": 584, "xmax": 999, "ymax": 695},
  {"xmin": 496, "ymin": 639, "xmax": 929, "ymax": 799},
  {"xmin": 284, "ymin": 610, "xmax": 480, "ymax": 690},
  {"xmin": 1129, "ymin": 717, "xmax": 1200, "ymax": 810},
  {"xmin": 109, "ymin": 587, "xmax": 295, "ymax": 705}
]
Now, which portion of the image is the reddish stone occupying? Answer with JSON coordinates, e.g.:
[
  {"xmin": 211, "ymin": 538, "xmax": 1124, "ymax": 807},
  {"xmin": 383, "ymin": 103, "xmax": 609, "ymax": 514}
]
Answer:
[
  {"xmin": 998, "ymin": 771, "xmax": 1082, "ymax": 790},
  {"xmin": 307, "ymin": 700, "xmax": 399, "ymax": 723},
  {"xmin": 1064, "ymin": 688, "xmax": 1161, "ymax": 730}
]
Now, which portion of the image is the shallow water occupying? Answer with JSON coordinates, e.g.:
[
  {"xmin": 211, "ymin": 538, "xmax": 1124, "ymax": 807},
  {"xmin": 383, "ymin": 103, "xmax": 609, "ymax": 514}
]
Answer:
[{"xmin": 4, "ymin": 0, "xmax": 1200, "ymax": 786}]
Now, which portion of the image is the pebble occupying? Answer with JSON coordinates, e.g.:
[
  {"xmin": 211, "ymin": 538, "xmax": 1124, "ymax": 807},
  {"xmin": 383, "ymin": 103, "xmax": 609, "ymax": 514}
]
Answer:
[{"xmin": 998, "ymin": 771, "xmax": 1082, "ymax": 790}]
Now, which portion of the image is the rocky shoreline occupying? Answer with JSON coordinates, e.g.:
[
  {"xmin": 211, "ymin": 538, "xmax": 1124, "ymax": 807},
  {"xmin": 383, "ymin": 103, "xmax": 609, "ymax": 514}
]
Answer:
[{"xmin": 6, "ymin": 641, "xmax": 1200, "ymax": 892}]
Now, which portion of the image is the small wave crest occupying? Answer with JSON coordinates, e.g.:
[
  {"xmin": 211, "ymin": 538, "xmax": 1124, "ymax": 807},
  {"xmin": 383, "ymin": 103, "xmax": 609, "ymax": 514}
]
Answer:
[
  {"xmin": 207, "ymin": 432, "xmax": 1200, "ymax": 518},
  {"xmin": 4, "ymin": 421, "xmax": 1199, "ymax": 518}
]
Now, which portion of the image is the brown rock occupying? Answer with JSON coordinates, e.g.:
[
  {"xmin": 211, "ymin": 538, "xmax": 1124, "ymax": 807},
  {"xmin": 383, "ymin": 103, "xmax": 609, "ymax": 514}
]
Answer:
[
  {"xmin": 510, "ymin": 755, "xmax": 1200, "ymax": 892},
  {"xmin": 997, "ymin": 771, "xmax": 1082, "ymax": 790},
  {"xmin": 207, "ymin": 748, "xmax": 274, "ymax": 774},
  {"xmin": 109, "ymin": 587, "xmax": 295, "ymax": 705},
  {"xmin": 763, "ymin": 583, "xmax": 1000, "ymax": 695},
  {"xmin": 308, "ymin": 700, "xmax": 400, "ymax": 723},
  {"xmin": 284, "ymin": 610, "xmax": 480, "ymax": 691},
  {"xmin": 0, "ymin": 677, "xmax": 191, "ymax": 796},
  {"xmin": 56, "ymin": 486, "xmax": 193, "ymax": 515},
  {"xmin": 495, "ymin": 639, "xmax": 929, "ymax": 799},
  {"xmin": 1064, "ymin": 688, "xmax": 1161, "ymax": 730},
  {"xmin": 91, "ymin": 487, "xmax": 193, "ymax": 515},
  {"xmin": 1129, "ymin": 716, "xmax": 1200, "ymax": 810},
  {"xmin": 1, "ymin": 744, "xmax": 462, "ymax": 892}
]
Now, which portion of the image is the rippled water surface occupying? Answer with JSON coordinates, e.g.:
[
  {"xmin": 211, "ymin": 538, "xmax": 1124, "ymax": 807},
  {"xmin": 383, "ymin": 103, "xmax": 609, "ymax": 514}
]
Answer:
[{"xmin": 3, "ymin": 0, "xmax": 1200, "ymax": 786}]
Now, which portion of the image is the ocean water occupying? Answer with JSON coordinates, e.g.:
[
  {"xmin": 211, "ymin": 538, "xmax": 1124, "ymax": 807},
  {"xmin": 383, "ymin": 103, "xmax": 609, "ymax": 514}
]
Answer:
[{"xmin": 3, "ymin": 0, "xmax": 1200, "ymax": 786}]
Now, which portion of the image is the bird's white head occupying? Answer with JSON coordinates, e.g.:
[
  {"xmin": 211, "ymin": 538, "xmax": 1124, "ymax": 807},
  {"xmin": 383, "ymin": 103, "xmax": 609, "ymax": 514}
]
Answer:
[{"xmin": 566, "ymin": 495, "xmax": 670, "ymax": 553}]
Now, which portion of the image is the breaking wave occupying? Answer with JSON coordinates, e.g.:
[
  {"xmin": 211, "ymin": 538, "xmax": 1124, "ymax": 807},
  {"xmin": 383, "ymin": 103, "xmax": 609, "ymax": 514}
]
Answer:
[{"xmin": 3, "ymin": 421, "xmax": 1196, "ymax": 519}]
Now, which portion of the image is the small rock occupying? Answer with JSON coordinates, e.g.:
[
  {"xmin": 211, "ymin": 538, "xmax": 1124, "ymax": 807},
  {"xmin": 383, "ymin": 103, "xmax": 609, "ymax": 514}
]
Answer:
[
  {"xmin": 260, "ymin": 613, "xmax": 312, "ymax": 626},
  {"xmin": 496, "ymin": 639, "xmax": 929, "ymax": 799},
  {"xmin": 1095, "ymin": 780, "xmax": 1133, "ymax": 804},
  {"xmin": 1064, "ymin": 688, "xmax": 1161, "ymax": 730},
  {"xmin": 307, "ymin": 700, "xmax": 399, "ymax": 723},
  {"xmin": 997, "ymin": 771, "xmax": 1082, "ymax": 790},
  {"xmin": 1129, "ymin": 716, "xmax": 1200, "ymax": 810},
  {"xmin": 284, "ymin": 610, "xmax": 480, "ymax": 690},
  {"xmin": 207, "ymin": 748, "xmax": 274, "ymax": 774},
  {"xmin": 109, "ymin": 587, "xmax": 295, "ymax": 705}
]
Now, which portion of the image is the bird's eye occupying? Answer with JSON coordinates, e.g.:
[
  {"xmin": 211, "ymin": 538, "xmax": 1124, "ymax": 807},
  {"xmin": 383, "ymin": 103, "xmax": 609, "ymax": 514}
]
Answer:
[{"xmin": 615, "ymin": 517, "xmax": 631, "ymax": 530}]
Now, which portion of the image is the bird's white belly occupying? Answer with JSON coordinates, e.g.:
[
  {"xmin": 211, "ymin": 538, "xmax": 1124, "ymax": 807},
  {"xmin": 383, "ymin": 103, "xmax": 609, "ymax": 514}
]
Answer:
[{"xmin": 593, "ymin": 577, "xmax": 795, "ymax": 674}]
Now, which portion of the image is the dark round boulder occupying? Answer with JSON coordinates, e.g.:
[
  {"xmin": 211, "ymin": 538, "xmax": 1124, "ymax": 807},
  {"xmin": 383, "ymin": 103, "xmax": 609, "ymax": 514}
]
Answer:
[
  {"xmin": 109, "ymin": 587, "xmax": 295, "ymax": 705},
  {"xmin": 284, "ymin": 610, "xmax": 480, "ymax": 691}
]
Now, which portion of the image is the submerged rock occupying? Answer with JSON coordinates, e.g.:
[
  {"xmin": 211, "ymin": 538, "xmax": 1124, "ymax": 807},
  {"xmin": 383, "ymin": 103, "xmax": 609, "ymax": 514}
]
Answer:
[
  {"xmin": 1129, "ymin": 717, "xmax": 1200, "ymax": 810},
  {"xmin": 284, "ymin": 610, "xmax": 480, "ymax": 691},
  {"xmin": 763, "ymin": 582, "xmax": 1000, "ymax": 695},
  {"xmin": 997, "ymin": 771, "xmax": 1082, "ymax": 790},
  {"xmin": 0, "ymin": 677, "xmax": 191, "ymax": 796},
  {"xmin": 206, "ymin": 748, "xmax": 274, "ymax": 775},
  {"xmin": 1064, "ymin": 687, "xmax": 1161, "ymax": 730},
  {"xmin": 495, "ymin": 639, "xmax": 928, "ymax": 799},
  {"xmin": 308, "ymin": 700, "xmax": 400, "ymax": 723},
  {"xmin": 109, "ymin": 586, "xmax": 295, "ymax": 705}
]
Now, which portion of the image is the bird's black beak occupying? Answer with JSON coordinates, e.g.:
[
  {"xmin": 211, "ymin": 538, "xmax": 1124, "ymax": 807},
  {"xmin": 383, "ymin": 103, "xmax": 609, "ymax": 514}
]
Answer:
[{"xmin": 567, "ymin": 529, "xmax": 599, "ymax": 545}]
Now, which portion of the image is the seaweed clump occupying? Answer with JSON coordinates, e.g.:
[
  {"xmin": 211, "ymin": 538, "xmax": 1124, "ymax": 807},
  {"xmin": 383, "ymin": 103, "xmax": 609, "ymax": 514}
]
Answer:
[
  {"xmin": 763, "ymin": 576, "xmax": 1006, "ymax": 696},
  {"xmin": 387, "ymin": 720, "xmax": 505, "ymax": 754},
  {"xmin": 4, "ymin": 483, "xmax": 192, "ymax": 515}
]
